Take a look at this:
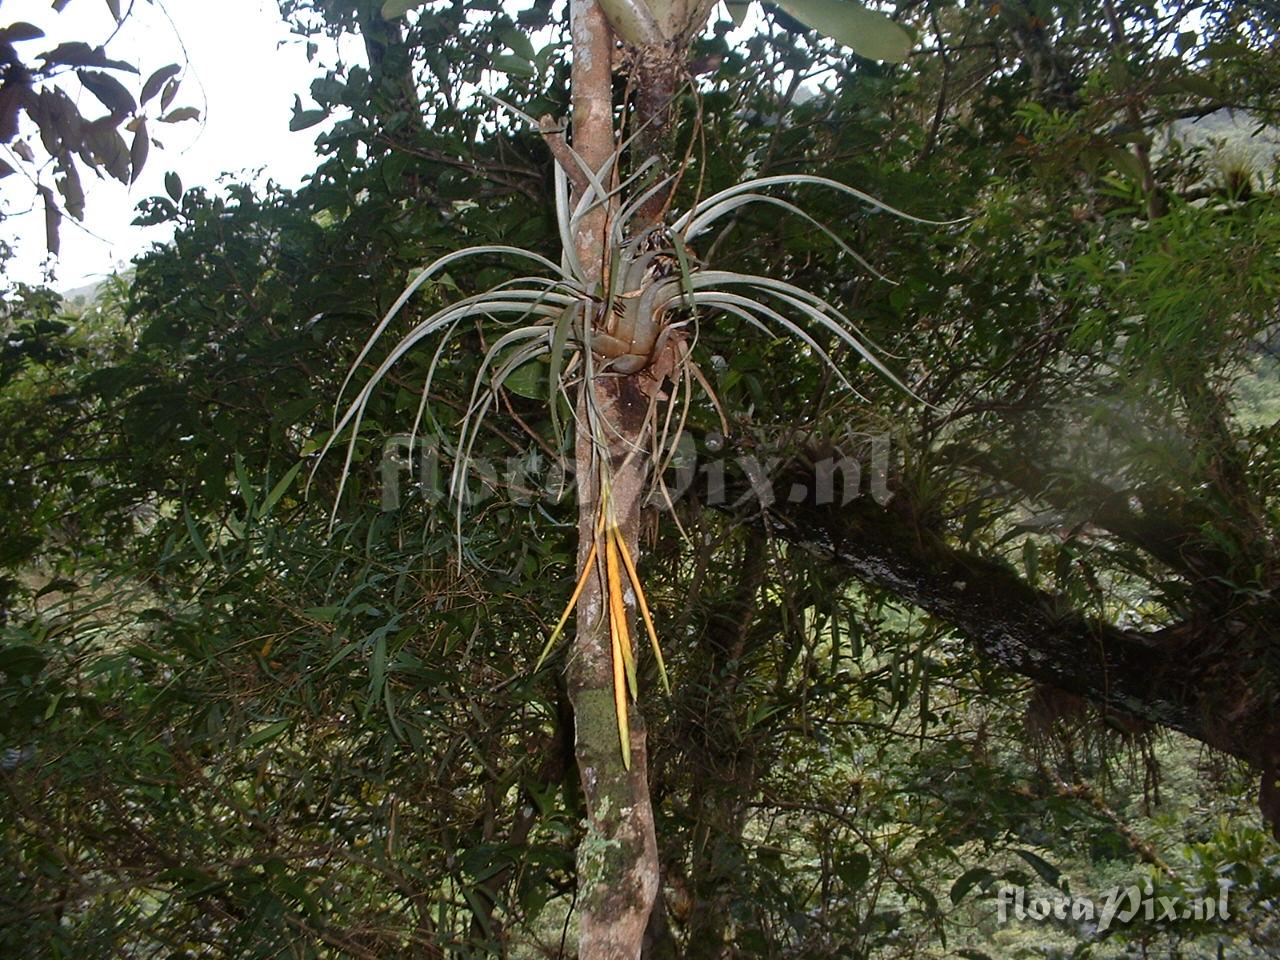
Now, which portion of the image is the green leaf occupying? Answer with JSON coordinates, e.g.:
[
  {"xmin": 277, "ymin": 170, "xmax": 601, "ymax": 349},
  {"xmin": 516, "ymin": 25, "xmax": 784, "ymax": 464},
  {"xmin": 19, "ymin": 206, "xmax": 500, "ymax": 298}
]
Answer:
[
  {"xmin": 289, "ymin": 95, "xmax": 327, "ymax": 132},
  {"xmin": 726, "ymin": 0, "xmax": 751, "ymax": 27},
  {"xmin": 0, "ymin": 643, "xmax": 47, "ymax": 678},
  {"xmin": 240, "ymin": 719, "xmax": 292, "ymax": 750},
  {"xmin": 141, "ymin": 64, "xmax": 181, "ymax": 105},
  {"xmin": 1013, "ymin": 849, "xmax": 1063, "ymax": 889},
  {"xmin": 78, "ymin": 69, "xmax": 136, "ymax": 116},
  {"xmin": 381, "ymin": 0, "xmax": 424, "ymax": 18},
  {"xmin": 164, "ymin": 170, "xmax": 183, "ymax": 202},
  {"xmin": 182, "ymin": 504, "xmax": 212, "ymax": 564},
  {"xmin": 493, "ymin": 53, "xmax": 536, "ymax": 78},
  {"xmin": 160, "ymin": 106, "xmax": 200, "ymax": 123},
  {"xmin": 368, "ymin": 634, "xmax": 387, "ymax": 711},
  {"xmin": 503, "ymin": 356, "xmax": 547, "ymax": 399},
  {"xmin": 950, "ymin": 866, "xmax": 994, "ymax": 904},
  {"xmin": 772, "ymin": 0, "xmax": 913, "ymax": 61},
  {"xmin": 0, "ymin": 23, "xmax": 45, "ymax": 44},
  {"xmin": 461, "ymin": 887, "xmax": 496, "ymax": 939},
  {"xmin": 1174, "ymin": 74, "xmax": 1222, "ymax": 100},
  {"xmin": 41, "ymin": 42, "xmax": 137, "ymax": 72},
  {"xmin": 1202, "ymin": 40, "xmax": 1250, "ymax": 60},
  {"xmin": 1107, "ymin": 146, "xmax": 1146, "ymax": 184},
  {"xmin": 57, "ymin": 162, "xmax": 84, "ymax": 219},
  {"xmin": 257, "ymin": 461, "xmax": 303, "ymax": 518},
  {"xmin": 501, "ymin": 27, "xmax": 536, "ymax": 61},
  {"xmin": 160, "ymin": 77, "xmax": 180, "ymax": 110},
  {"xmin": 234, "ymin": 453, "xmax": 255, "ymax": 516},
  {"xmin": 129, "ymin": 119, "xmax": 148, "ymax": 183},
  {"xmin": 836, "ymin": 852, "xmax": 871, "ymax": 890}
]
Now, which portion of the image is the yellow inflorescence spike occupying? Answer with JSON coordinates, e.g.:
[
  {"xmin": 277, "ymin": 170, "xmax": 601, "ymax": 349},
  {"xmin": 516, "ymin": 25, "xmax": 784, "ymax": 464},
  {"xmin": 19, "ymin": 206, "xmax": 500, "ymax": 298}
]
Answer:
[
  {"xmin": 606, "ymin": 526, "xmax": 638, "ymax": 699},
  {"xmin": 535, "ymin": 477, "xmax": 668, "ymax": 771},
  {"xmin": 533, "ymin": 538, "xmax": 598, "ymax": 673},
  {"xmin": 612, "ymin": 528, "xmax": 670, "ymax": 694},
  {"xmin": 608, "ymin": 596, "xmax": 632, "ymax": 770}
]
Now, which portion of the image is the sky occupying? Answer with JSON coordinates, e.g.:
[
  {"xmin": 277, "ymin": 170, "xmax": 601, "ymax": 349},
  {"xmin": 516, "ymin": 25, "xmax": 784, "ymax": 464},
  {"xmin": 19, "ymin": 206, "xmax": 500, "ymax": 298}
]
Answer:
[{"xmin": 1, "ymin": 0, "xmax": 350, "ymax": 292}]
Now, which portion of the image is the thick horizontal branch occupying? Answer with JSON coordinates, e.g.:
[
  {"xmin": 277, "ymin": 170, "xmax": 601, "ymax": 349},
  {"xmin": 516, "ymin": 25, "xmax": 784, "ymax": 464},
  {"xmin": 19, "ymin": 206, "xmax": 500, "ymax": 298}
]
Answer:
[{"xmin": 714, "ymin": 460, "xmax": 1280, "ymax": 828}]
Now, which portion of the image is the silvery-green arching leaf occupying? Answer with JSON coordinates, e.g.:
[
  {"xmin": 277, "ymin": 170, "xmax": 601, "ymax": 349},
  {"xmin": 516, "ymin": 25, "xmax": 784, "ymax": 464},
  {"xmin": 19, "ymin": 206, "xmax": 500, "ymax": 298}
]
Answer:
[
  {"xmin": 688, "ymin": 290, "xmax": 858, "ymax": 393},
  {"xmin": 407, "ymin": 317, "xmax": 465, "ymax": 457},
  {"xmin": 687, "ymin": 269, "xmax": 896, "ymax": 358},
  {"xmin": 337, "ymin": 245, "xmax": 573, "ymax": 416},
  {"xmin": 646, "ymin": 267, "xmax": 909, "ymax": 392},
  {"xmin": 678, "ymin": 271, "xmax": 913, "ymax": 392},
  {"xmin": 450, "ymin": 339, "xmax": 551, "ymax": 543},
  {"xmin": 724, "ymin": 284, "xmax": 897, "ymax": 389},
  {"xmin": 680, "ymin": 192, "xmax": 894, "ymax": 283},
  {"xmin": 613, "ymin": 169, "xmax": 676, "ymax": 243},
  {"xmin": 452, "ymin": 325, "xmax": 556, "ymax": 503},
  {"xmin": 317, "ymin": 296, "xmax": 564, "ymax": 525},
  {"xmin": 554, "ymin": 162, "xmax": 585, "ymax": 281},
  {"xmin": 406, "ymin": 274, "xmax": 572, "ymax": 450},
  {"xmin": 459, "ymin": 325, "xmax": 559, "ymax": 441},
  {"xmin": 675, "ymin": 174, "xmax": 960, "ymax": 239},
  {"xmin": 546, "ymin": 302, "xmax": 582, "ymax": 451}
]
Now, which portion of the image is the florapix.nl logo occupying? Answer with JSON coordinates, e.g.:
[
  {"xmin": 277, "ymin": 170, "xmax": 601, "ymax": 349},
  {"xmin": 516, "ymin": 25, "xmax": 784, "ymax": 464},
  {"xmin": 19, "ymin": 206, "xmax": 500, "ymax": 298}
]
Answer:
[
  {"xmin": 376, "ymin": 431, "xmax": 896, "ymax": 513},
  {"xmin": 995, "ymin": 881, "xmax": 1230, "ymax": 933}
]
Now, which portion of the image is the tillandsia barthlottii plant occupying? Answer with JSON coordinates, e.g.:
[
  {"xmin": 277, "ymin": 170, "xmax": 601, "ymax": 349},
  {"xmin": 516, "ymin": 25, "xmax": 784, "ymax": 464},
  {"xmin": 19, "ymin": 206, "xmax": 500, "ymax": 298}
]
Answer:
[{"xmin": 316, "ymin": 117, "xmax": 955, "ymax": 768}]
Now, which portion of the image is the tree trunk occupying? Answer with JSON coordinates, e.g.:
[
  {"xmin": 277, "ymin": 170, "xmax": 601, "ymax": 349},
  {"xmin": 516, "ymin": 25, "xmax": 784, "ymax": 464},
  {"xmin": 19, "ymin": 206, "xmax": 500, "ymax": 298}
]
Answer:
[{"xmin": 568, "ymin": 1, "xmax": 661, "ymax": 955}]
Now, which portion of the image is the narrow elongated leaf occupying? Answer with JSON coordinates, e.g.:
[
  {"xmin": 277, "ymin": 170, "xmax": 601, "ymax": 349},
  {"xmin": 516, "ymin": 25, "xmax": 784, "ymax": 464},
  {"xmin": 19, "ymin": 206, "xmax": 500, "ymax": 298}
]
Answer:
[
  {"xmin": 160, "ymin": 77, "xmax": 180, "ymax": 110},
  {"xmin": 129, "ymin": 118, "xmax": 148, "ymax": 182},
  {"xmin": 676, "ymin": 174, "xmax": 957, "ymax": 240},
  {"xmin": 500, "ymin": 27, "xmax": 536, "ymax": 61},
  {"xmin": 1014, "ymin": 849, "xmax": 1063, "ymax": 889},
  {"xmin": 39, "ymin": 185, "xmax": 61, "ymax": 255},
  {"xmin": 182, "ymin": 505, "xmax": 211, "ymax": 563},
  {"xmin": 258, "ymin": 461, "xmax": 304, "ymax": 518},
  {"xmin": 57, "ymin": 162, "xmax": 84, "ymax": 219},
  {"xmin": 950, "ymin": 867, "xmax": 995, "ymax": 904},
  {"xmin": 240, "ymin": 720, "xmax": 292, "ymax": 750},
  {"xmin": 41, "ymin": 42, "xmax": 138, "ymax": 72},
  {"xmin": 161, "ymin": 106, "xmax": 200, "ymax": 123},
  {"xmin": 78, "ymin": 70, "xmax": 135, "ymax": 116},
  {"xmin": 140, "ymin": 64, "xmax": 181, "ymax": 105},
  {"xmin": 494, "ymin": 54, "xmax": 535, "ymax": 78}
]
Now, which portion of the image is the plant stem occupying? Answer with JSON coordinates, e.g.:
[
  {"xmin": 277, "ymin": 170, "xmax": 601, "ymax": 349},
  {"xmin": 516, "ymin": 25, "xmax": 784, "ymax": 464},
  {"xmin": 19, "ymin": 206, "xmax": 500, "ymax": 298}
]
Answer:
[{"xmin": 568, "ymin": 0, "xmax": 661, "ymax": 956}]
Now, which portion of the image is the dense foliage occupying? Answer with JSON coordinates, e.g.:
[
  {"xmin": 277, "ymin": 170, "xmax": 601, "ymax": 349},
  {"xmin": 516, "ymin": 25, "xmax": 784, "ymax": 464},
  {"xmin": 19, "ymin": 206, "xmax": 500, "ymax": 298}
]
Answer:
[{"xmin": 2, "ymin": 1, "xmax": 1279, "ymax": 957}]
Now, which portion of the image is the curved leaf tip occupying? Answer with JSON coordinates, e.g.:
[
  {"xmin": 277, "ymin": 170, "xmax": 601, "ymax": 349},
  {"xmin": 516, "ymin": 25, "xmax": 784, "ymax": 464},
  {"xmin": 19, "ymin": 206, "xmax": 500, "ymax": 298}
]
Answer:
[{"xmin": 773, "ymin": 0, "xmax": 913, "ymax": 62}]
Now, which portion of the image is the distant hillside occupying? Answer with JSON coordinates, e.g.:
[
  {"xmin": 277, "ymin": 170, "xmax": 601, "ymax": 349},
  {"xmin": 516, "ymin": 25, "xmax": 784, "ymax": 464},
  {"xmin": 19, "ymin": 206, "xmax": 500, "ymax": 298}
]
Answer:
[
  {"xmin": 1171, "ymin": 107, "xmax": 1280, "ymax": 170},
  {"xmin": 59, "ymin": 280, "xmax": 105, "ymax": 308}
]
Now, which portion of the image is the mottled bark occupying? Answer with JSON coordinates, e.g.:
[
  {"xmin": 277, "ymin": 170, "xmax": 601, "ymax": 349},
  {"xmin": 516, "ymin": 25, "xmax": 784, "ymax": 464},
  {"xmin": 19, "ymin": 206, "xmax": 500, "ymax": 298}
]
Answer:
[
  {"xmin": 569, "ymin": 385, "xmax": 660, "ymax": 957},
  {"xmin": 568, "ymin": 0, "xmax": 661, "ymax": 955},
  {"xmin": 630, "ymin": 46, "xmax": 682, "ymax": 227}
]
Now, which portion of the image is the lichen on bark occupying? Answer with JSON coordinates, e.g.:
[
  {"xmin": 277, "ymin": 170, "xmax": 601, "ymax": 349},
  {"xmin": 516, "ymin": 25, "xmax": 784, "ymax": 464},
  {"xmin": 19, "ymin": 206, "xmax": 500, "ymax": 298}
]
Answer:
[{"xmin": 565, "ymin": 0, "xmax": 662, "ymax": 955}]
